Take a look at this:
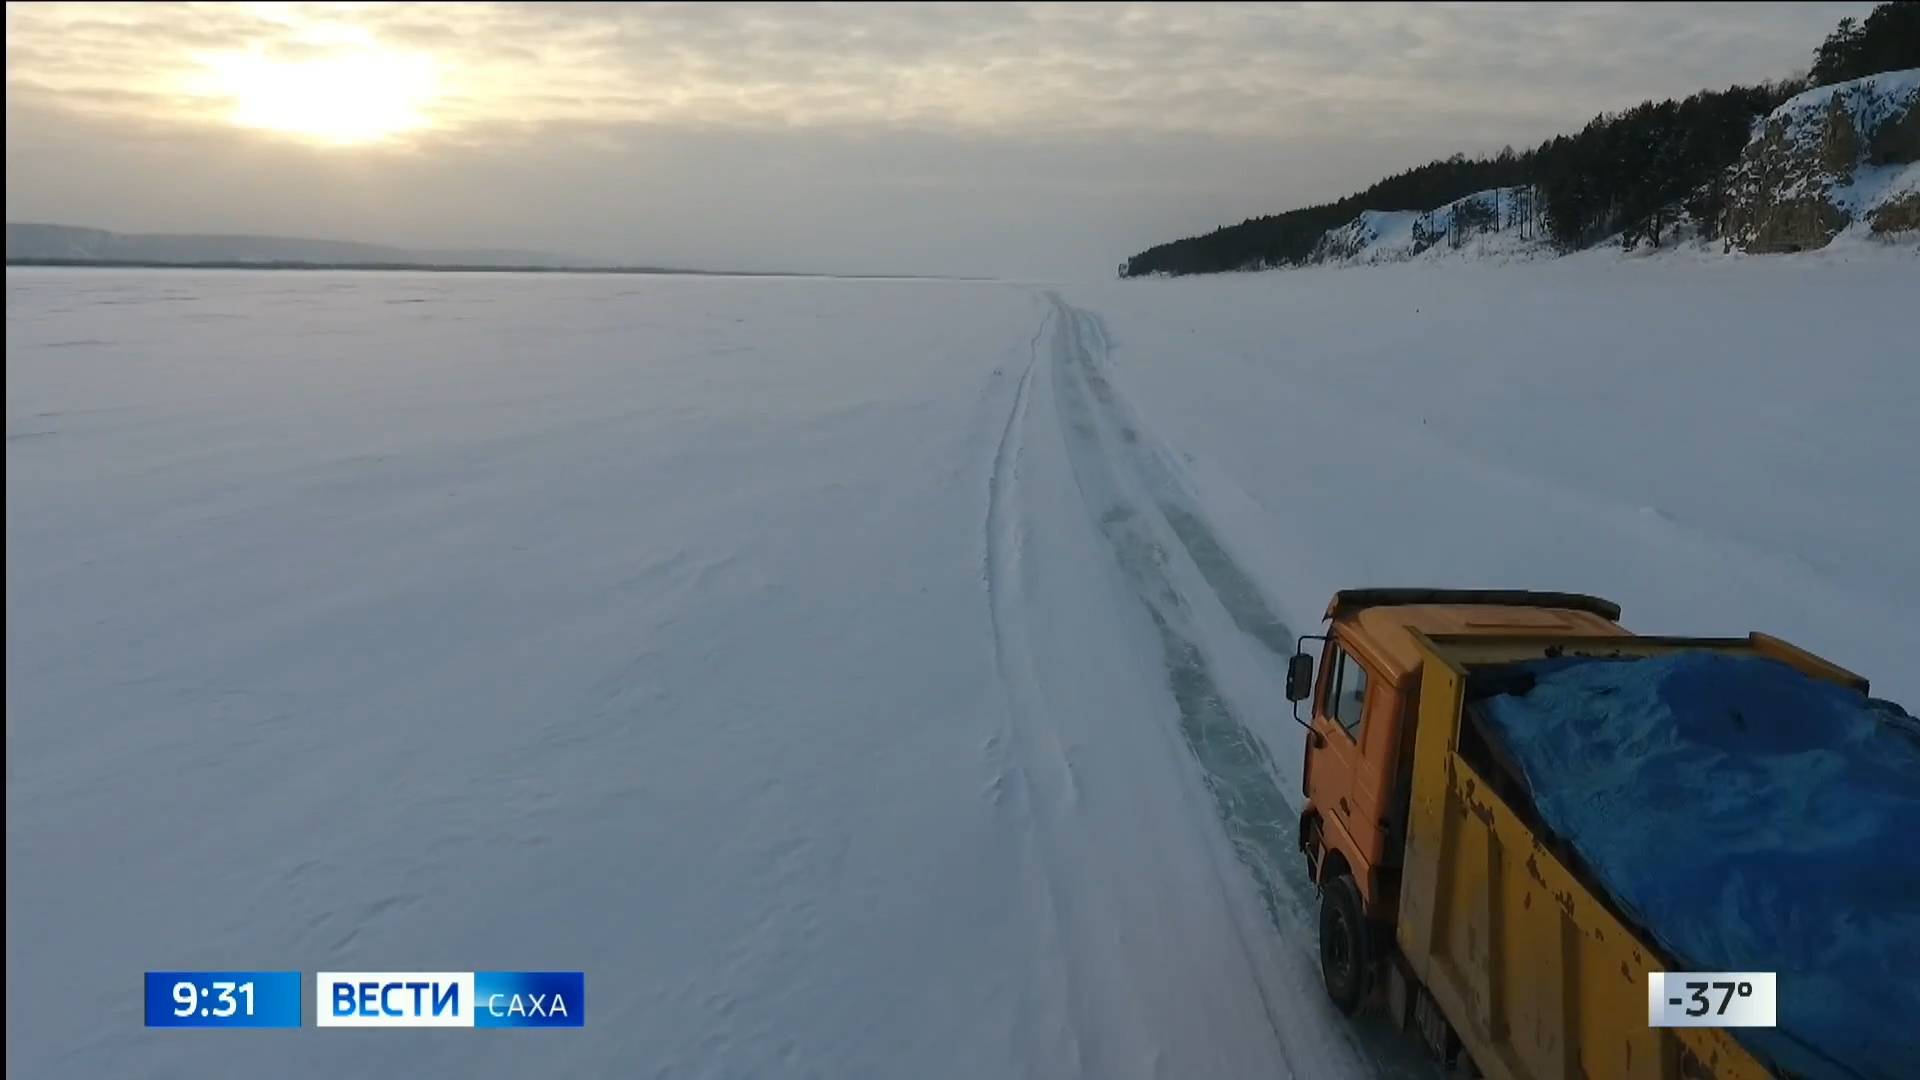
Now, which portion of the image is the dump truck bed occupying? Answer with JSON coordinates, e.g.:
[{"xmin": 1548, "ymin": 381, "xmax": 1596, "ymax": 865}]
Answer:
[{"xmin": 1393, "ymin": 631, "xmax": 1871, "ymax": 1080}]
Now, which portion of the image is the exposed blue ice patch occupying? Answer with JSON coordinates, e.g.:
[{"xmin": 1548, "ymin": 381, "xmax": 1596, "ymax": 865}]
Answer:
[{"xmin": 1478, "ymin": 653, "xmax": 1920, "ymax": 1080}]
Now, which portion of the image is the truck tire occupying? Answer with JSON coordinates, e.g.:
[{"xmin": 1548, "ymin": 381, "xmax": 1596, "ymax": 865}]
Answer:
[{"xmin": 1320, "ymin": 873, "xmax": 1369, "ymax": 1014}]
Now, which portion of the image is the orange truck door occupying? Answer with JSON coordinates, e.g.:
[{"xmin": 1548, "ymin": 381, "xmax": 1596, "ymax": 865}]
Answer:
[{"xmin": 1308, "ymin": 641, "xmax": 1381, "ymax": 869}]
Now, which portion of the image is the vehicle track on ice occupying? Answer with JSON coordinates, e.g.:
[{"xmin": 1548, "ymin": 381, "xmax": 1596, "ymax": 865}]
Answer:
[
  {"xmin": 981, "ymin": 304, "xmax": 1099, "ymax": 1077},
  {"xmin": 1035, "ymin": 293, "xmax": 1434, "ymax": 1079}
]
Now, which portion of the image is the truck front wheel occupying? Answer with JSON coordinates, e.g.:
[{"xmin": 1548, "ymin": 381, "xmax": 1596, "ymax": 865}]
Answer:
[{"xmin": 1319, "ymin": 873, "xmax": 1369, "ymax": 1014}]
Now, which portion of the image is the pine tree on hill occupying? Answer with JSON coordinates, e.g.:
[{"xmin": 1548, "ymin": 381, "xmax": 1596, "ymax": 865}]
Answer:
[{"xmin": 1811, "ymin": 2, "xmax": 1920, "ymax": 88}]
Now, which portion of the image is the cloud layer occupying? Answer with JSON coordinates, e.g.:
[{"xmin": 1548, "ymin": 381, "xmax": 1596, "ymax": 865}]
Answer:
[{"xmin": 4, "ymin": 2, "xmax": 1876, "ymax": 275}]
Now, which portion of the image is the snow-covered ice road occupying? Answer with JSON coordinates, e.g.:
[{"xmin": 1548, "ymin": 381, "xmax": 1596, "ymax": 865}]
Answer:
[
  {"xmin": 9, "ymin": 259, "xmax": 1914, "ymax": 1078},
  {"xmin": 972, "ymin": 292, "xmax": 1423, "ymax": 1079},
  {"xmin": 6, "ymin": 270, "xmax": 1411, "ymax": 1079}
]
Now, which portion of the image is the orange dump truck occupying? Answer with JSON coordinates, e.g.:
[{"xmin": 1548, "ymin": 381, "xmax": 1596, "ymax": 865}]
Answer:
[{"xmin": 1284, "ymin": 588, "xmax": 1872, "ymax": 1080}]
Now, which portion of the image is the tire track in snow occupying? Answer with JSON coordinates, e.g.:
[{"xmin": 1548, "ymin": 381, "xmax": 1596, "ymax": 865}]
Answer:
[
  {"xmin": 1042, "ymin": 293, "xmax": 1431, "ymax": 1080},
  {"xmin": 983, "ymin": 308, "xmax": 1047, "ymax": 690},
  {"xmin": 981, "ymin": 305, "xmax": 1095, "ymax": 1078},
  {"xmin": 1043, "ymin": 295, "xmax": 1296, "ymax": 1075},
  {"xmin": 1070, "ymin": 309, "xmax": 1299, "ymax": 664},
  {"xmin": 1048, "ymin": 293, "xmax": 1310, "ymax": 928}
]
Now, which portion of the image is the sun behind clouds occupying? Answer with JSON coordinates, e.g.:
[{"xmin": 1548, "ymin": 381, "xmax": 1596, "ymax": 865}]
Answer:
[{"xmin": 200, "ymin": 43, "xmax": 440, "ymax": 145}]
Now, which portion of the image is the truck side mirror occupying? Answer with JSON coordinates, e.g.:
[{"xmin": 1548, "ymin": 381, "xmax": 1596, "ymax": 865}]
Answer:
[{"xmin": 1286, "ymin": 652, "xmax": 1314, "ymax": 702}]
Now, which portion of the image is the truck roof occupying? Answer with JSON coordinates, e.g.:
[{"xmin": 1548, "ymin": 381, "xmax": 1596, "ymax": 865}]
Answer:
[{"xmin": 1341, "ymin": 603, "xmax": 1627, "ymax": 684}]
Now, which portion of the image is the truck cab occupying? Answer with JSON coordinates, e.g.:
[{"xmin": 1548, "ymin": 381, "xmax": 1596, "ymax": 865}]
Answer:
[
  {"xmin": 1292, "ymin": 589, "xmax": 1626, "ymax": 925},
  {"xmin": 1286, "ymin": 589, "xmax": 1627, "ymax": 1021}
]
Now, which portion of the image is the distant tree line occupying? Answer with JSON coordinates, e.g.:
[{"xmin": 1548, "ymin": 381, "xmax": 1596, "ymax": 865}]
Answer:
[
  {"xmin": 1121, "ymin": 152, "xmax": 1532, "ymax": 275},
  {"xmin": 1121, "ymin": 1, "xmax": 1918, "ymax": 276}
]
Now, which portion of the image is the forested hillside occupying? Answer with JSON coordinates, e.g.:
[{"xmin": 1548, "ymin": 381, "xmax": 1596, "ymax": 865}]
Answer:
[{"xmin": 1122, "ymin": 1, "xmax": 1920, "ymax": 276}]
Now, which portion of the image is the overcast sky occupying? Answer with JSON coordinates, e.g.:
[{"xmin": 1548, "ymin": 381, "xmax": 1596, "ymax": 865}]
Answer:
[{"xmin": 3, "ymin": 2, "xmax": 1876, "ymax": 278}]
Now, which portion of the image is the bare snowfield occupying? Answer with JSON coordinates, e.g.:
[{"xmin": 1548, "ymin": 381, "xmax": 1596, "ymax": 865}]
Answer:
[{"xmin": 6, "ymin": 256, "xmax": 1916, "ymax": 1078}]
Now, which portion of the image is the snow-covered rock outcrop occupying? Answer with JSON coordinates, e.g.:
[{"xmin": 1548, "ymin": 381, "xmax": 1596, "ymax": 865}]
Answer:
[
  {"xmin": 1724, "ymin": 68, "xmax": 1920, "ymax": 252},
  {"xmin": 1308, "ymin": 187, "xmax": 1548, "ymax": 266}
]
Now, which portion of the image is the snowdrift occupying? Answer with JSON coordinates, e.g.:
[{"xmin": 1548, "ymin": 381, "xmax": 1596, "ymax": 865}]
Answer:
[{"xmin": 1477, "ymin": 654, "xmax": 1920, "ymax": 1080}]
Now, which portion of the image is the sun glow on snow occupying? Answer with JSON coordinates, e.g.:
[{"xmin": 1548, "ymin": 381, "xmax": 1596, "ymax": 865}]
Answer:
[{"xmin": 202, "ymin": 44, "xmax": 439, "ymax": 145}]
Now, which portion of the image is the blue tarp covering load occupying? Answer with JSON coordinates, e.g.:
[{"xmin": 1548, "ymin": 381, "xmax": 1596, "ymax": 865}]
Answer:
[{"xmin": 1476, "ymin": 652, "xmax": 1920, "ymax": 1080}]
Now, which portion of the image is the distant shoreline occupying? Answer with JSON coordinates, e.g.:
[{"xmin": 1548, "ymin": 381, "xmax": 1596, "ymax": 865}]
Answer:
[{"xmin": 4, "ymin": 257, "xmax": 991, "ymax": 281}]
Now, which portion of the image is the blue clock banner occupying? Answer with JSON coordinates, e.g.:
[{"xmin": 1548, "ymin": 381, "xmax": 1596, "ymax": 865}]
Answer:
[{"xmin": 144, "ymin": 971, "xmax": 303, "ymax": 1028}]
